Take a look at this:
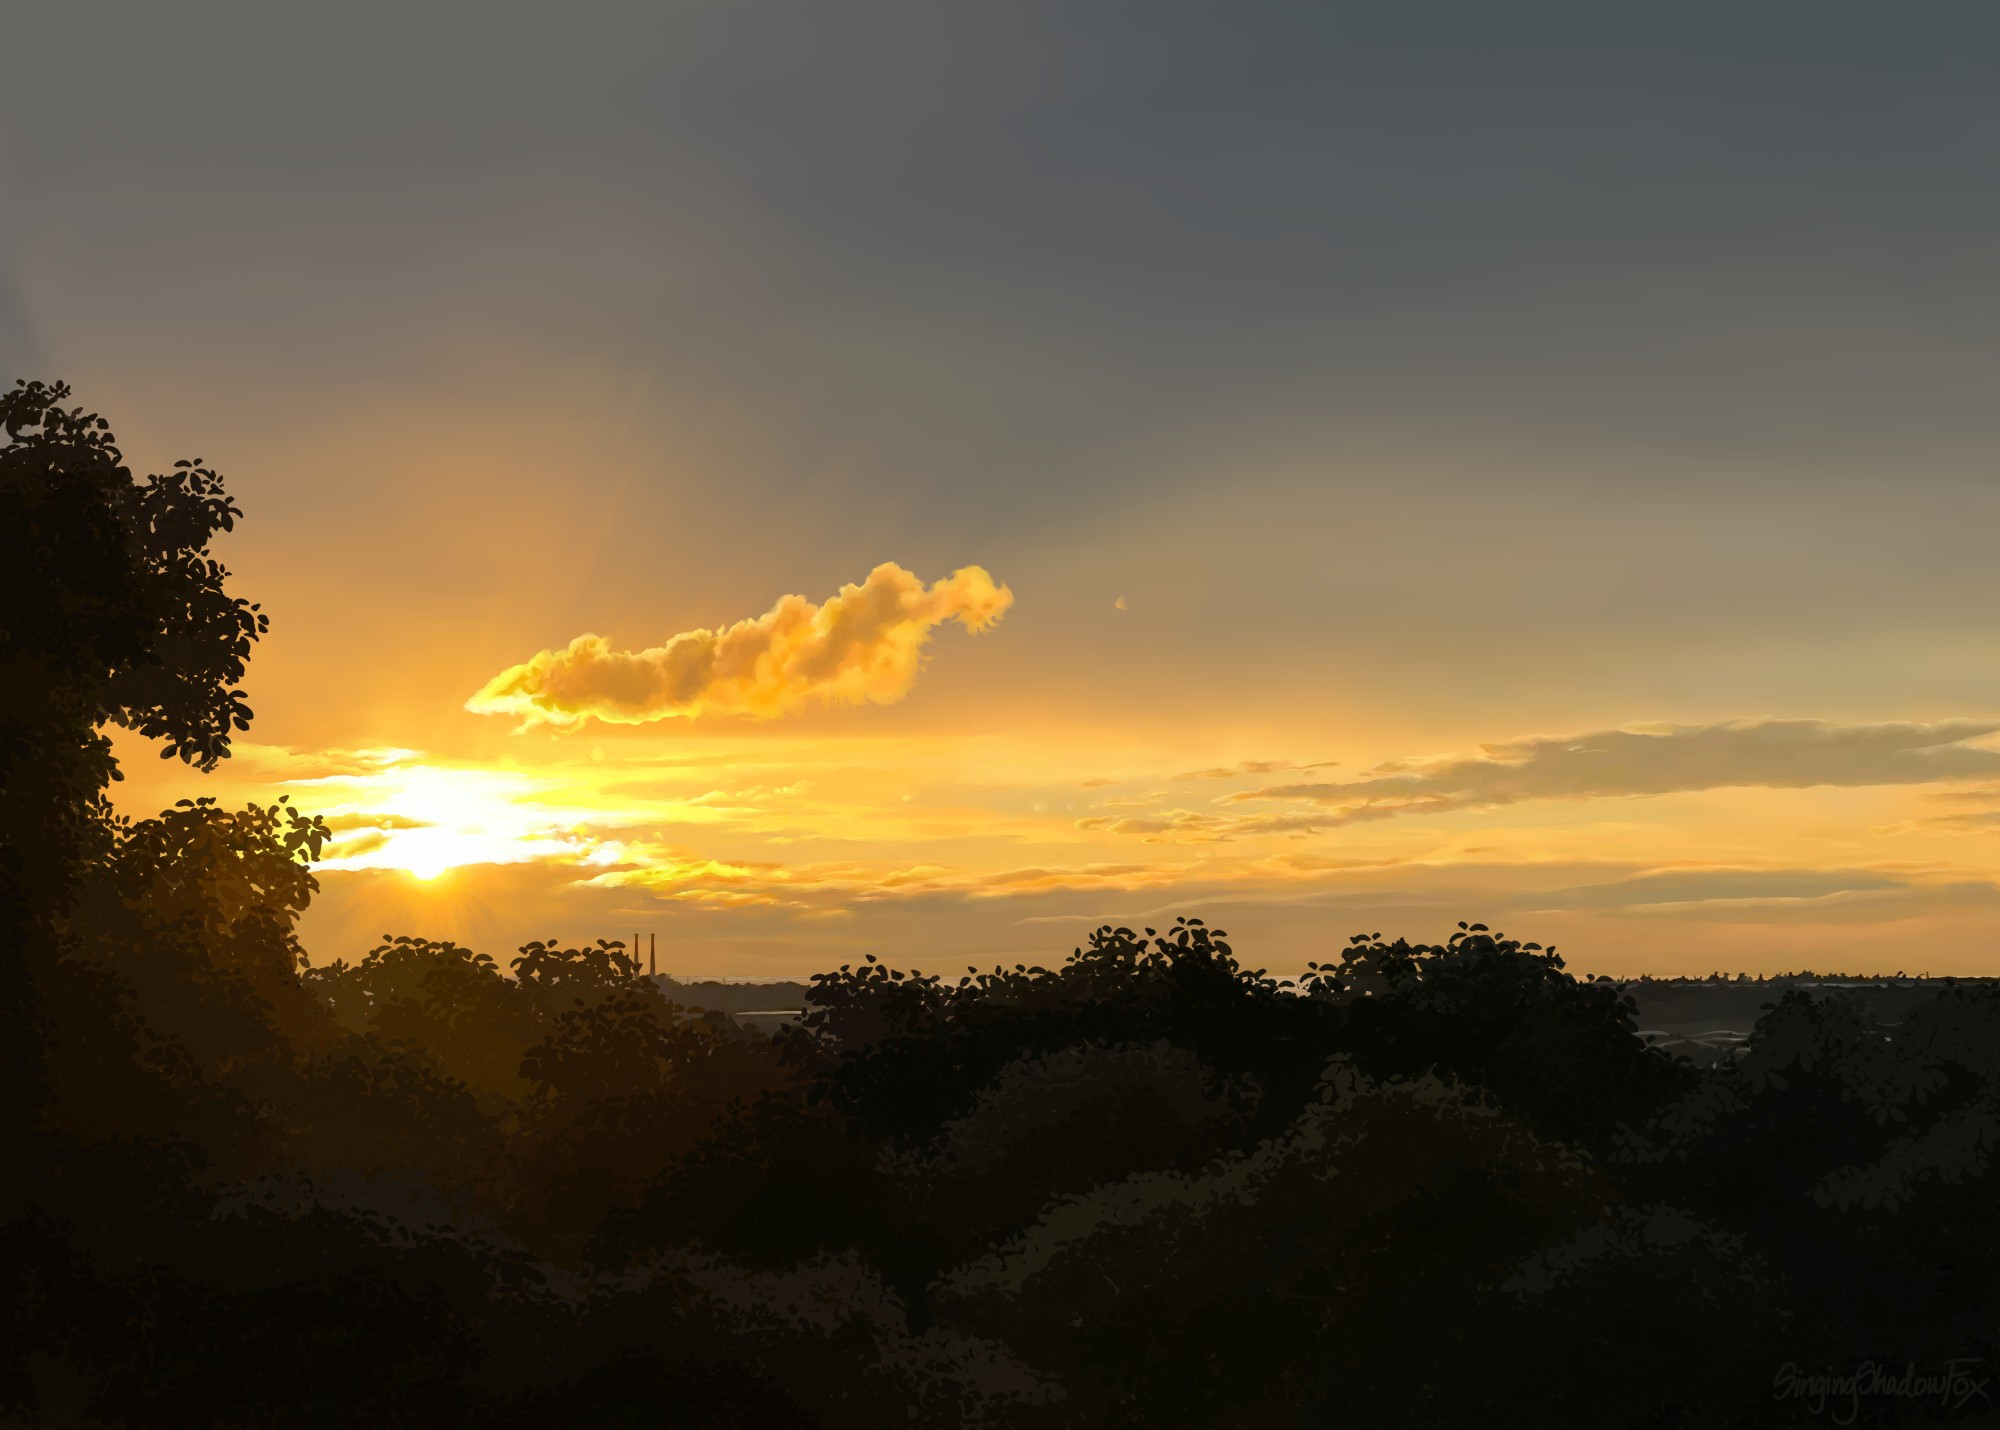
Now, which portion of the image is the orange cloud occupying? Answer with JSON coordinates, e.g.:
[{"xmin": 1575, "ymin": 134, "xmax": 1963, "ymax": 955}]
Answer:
[{"xmin": 467, "ymin": 562, "xmax": 1014, "ymax": 730}]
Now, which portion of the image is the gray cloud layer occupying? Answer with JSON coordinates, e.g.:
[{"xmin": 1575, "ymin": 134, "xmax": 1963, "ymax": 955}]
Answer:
[{"xmin": 1229, "ymin": 719, "xmax": 2000, "ymax": 824}]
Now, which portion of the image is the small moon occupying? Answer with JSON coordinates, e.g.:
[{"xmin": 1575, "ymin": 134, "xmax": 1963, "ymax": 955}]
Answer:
[{"xmin": 1114, "ymin": 596, "xmax": 1128, "ymax": 610}]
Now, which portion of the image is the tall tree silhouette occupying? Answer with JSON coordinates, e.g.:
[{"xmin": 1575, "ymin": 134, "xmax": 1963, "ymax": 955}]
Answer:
[{"xmin": 0, "ymin": 379, "xmax": 265, "ymax": 1164}]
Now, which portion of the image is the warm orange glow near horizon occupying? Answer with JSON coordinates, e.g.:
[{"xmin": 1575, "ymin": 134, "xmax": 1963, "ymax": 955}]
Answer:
[{"xmin": 102, "ymin": 702, "xmax": 2000, "ymax": 981}]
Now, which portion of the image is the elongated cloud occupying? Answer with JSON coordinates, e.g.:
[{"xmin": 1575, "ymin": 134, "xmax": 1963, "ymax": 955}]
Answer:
[
  {"xmin": 1172, "ymin": 758, "xmax": 1335, "ymax": 782},
  {"xmin": 468, "ymin": 563, "xmax": 1013, "ymax": 730},
  {"xmin": 1227, "ymin": 718, "xmax": 2000, "ymax": 824},
  {"xmin": 1076, "ymin": 809, "xmax": 1334, "ymax": 843}
]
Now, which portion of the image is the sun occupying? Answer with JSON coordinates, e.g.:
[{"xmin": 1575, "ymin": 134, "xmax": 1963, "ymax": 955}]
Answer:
[
  {"xmin": 405, "ymin": 852, "xmax": 452, "ymax": 882},
  {"xmin": 304, "ymin": 760, "xmax": 611, "ymax": 882}
]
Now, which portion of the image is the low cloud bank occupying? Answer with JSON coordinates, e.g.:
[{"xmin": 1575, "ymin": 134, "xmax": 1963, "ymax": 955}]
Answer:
[{"xmin": 1227, "ymin": 718, "xmax": 2000, "ymax": 824}]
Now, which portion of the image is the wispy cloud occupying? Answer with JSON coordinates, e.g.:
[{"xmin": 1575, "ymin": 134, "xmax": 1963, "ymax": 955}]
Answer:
[
  {"xmin": 1171, "ymin": 758, "xmax": 1335, "ymax": 781},
  {"xmin": 1874, "ymin": 808, "xmax": 2000, "ymax": 838},
  {"xmin": 1227, "ymin": 719, "xmax": 2000, "ymax": 823},
  {"xmin": 1922, "ymin": 784, "xmax": 2000, "ymax": 806},
  {"xmin": 227, "ymin": 744, "xmax": 427, "ymax": 782},
  {"xmin": 1519, "ymin": 865, "xmax": 2000, "ymax": 923},
  {"xmin": 321, "ymin": 811, "xmax": 432, "ymax": 833},
  {"xmin": 1532, "ymin": 867, "xmax": 1908, "ymax": 911},
  {"xmin": 1874, "ymin": 782, "xmax": 2000, "ymax": 836},
  {"xmin": 584, "ymin": 845, "xmax": 1182, "ymax": 909},
  {"xmin": 1076, "ymin": 809, "xmax": 1334, "ymax": 843},
  {"xmin": 1090, "ymin": 791, "xmax": 1167, "ymax": 810},
  {"xmin": 467, "ymin": 562, "xmax": 1013, "ymax": 730}
]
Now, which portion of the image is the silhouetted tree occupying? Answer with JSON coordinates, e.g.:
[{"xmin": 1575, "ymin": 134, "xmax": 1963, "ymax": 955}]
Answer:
[
  {"xmin": 0, "ymin": 379, "xmax": 265, "ymax": 1155},
  {"xmin": 1302, "ymin": 923, "xmax": 1696, "ymax": 1145}
]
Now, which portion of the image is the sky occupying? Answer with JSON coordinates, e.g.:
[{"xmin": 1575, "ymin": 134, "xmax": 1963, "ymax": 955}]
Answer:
[{"xmin": 14, "ymin": 2, "xmax": 2000, "ymax": 976}]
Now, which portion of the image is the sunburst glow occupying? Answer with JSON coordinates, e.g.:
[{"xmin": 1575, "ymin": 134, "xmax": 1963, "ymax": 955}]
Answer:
[{"xmin": 303, "ymin": 760, "xmax": 623, "ymax": 882}]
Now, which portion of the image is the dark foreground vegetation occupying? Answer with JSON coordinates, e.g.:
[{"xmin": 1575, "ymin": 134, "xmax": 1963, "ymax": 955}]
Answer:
[{"xmin": 6, "ymin": 380, "xmax": 1999, "ymax": 1427}]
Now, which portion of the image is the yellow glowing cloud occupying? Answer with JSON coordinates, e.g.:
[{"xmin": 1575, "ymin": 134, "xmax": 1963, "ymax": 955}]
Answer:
[{"xmin": 466, "ymin": 562, "xmax": 1014, "ymax": 730}]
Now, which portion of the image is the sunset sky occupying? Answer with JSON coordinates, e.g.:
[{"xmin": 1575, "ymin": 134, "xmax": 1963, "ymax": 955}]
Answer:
[{"xmin": 13, "ymin": 3, "xmax": 2000, "ymax": 975}]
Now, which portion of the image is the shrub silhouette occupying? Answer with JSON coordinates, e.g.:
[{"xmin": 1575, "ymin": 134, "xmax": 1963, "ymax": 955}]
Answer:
[{"xmin": 1302, "ymin": 923, "xmax": 1697, "ymax": 1145}]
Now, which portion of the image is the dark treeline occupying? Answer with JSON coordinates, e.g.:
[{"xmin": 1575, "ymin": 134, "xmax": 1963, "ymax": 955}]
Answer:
[{"xmin": 6, "ymin": 381, "xmax": 1998, "ymax": 1426}]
